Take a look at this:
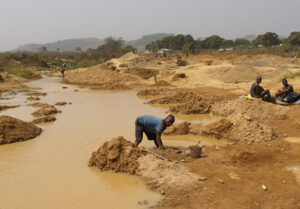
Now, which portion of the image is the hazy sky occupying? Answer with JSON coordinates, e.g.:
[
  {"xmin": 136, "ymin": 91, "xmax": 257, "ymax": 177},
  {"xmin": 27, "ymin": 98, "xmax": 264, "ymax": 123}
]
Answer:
[{"xmin": 0, "ymin": 0, "xmax": 299, "ymax": 51}]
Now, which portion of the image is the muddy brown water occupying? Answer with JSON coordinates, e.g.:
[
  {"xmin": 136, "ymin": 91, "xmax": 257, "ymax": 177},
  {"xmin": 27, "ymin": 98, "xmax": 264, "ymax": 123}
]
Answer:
[{"xmin": 0, "ymin": 77, "xmax": 226, "ymax": 209}]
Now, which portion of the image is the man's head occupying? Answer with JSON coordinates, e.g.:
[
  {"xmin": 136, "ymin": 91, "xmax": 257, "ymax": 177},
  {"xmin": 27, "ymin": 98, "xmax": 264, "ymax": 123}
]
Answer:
[
  {"xmin": 282, "ymin": 78, "xmax": 288, "ymax": 86},
  {"xmin": 165, "ymin": 115, "xmax": 175, "ymax": 127},
  {"xmin": 256, "ymin": 76, "xmax": 262, "ymax": 84}
]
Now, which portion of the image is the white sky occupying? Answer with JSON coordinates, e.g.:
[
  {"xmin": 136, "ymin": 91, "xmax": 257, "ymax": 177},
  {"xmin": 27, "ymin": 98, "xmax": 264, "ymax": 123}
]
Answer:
[{"xmin": 0, "ymin": 0, "xmax": 299, "ymax": 51}]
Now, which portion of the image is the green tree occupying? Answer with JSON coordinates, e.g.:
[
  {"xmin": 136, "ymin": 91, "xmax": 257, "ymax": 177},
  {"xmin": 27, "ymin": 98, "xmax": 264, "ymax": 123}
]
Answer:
[
  {"xmin": 203, "ymin": 35, "xmax": 224, "ymax": 49},
  {"xmin": 75, "ymin": 47, "xmax": 81, "ymax": 52},
  {"xmin": 221, "ymin": 40, "xmax": 234, "ymax": 48},
  {"xmin": 234, "ymin": 38, "xmax": 250, "ymax": 46},
  {"xmin": 288, "ymin": 32, "xmax": 300, "ymax": 46},
  {"xmin": 40, "ymin": 46, "xmax": 48, "ymax": 52},
  {"xmin": 256, "ymin": 32, "xmax": 281, "ymax": 47}
]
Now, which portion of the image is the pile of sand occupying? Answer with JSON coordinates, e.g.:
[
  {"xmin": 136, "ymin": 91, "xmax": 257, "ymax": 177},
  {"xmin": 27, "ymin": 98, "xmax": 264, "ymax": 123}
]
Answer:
[
  {"xmin": 89, "ymin": 136, "xmax": 147, "ymax": 174},
  {"xmin": 138, "ymin": 154, "xmax": 199, "ymax": 191},
  {"xmin": 207, "ymin": 65, "xmax": 258, "ymax": 83},
  {"xmin": 25, "ymin": 92, "xmax": 47, "ymax": 97},
  {"xmin": 164, "ymin": 122, "xmax": 191, "ymax": 135},
  {"xmin": 0, "ymin": 115, "xmax": 42, "ymax": 144},
  {"xmin": 64, "ymin": 64, "xmax": 139, "ymax": 90},
  {"xmin": 89, "ymin": 137, "xmax": 200, "ymax": 191},
  {"xmin": 0, "ymin": 105, "xmax": 19, "ymax": 111},
  {"xmin": 123, "ymin": 67, "xmax": 158, "ymax": 79},
  {"xmin": 148, "ymin": 92, "xmax": 213, "ymax": 114},
  {"xmin": 209, "ymin": 99, "xmax": 284, "ymax": 143},
  {"xmin": 201, "ymin": 119, "xmax": 233, "ymax": 139},
  {"xmin": 137, "ymin": 88, "xmax": 170, "ymax": 97},
  {"xmin": 32, "ymin": 115, "xmax": 56, "ymax": 124},
  {"xmin": 32, "ymin": 104, "xmax": 60, "ymax": 117}
]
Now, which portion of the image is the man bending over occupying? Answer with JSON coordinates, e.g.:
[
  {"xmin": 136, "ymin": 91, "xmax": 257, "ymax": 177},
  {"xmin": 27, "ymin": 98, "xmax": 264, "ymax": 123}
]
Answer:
[{"xmin": 134, "ymin": 115, "xmax": 175, "ymax": 149}]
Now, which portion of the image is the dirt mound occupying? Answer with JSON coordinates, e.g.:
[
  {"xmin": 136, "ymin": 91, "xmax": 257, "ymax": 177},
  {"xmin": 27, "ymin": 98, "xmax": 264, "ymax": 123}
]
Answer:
[
  {"xmin": 150, "ymin": 80, "xmax": 171, "ymax": 87},
  {"xmin": 25, "ymin": 92, "xmax": 47, "ymax": 97},
  {"xmin": 208, "ymin": 65, "xmax": 258, "ymax": 83},
  {"xmin": 32, "ymin": 104, "xmax": 60, "ymax": 117},
  {"xmin": 124, "ymin": 67, "xmax": 158, "ymax": 79},
  {"xmin": 212, "ymin": 98, "xmax": 288, "ymax": 123},
  {"xmin": 89, "ymin": 136, "xmax": 147, "ymax": 174},
  {"xmin": 138, "ymin": 154, "xmax": 199, "ymax": 191},
  {"xmin": 170, "ymin": 100, "xmax": 211, "ymax": 114},
  {"xmin": 32, "ymin": 115, "xmax": 56, "ymax": 124},
  {"xmin": 137, "ymin": 88, "xmax": 170, "ymax": 97},
  {"xmin": 55, "ymin": 102, "xmax": 68, "ymax": 106},
  {"xmin": 0, "ymin": 105, "xmax": 20, "ymax": 111},
  {"xmin": 148, "ymin": 92, "xmax": 215, "ymax": 114},
  {"xmin": 28, "ymin": 102, "xmax": 52, "ymax": 108},
  {"xmin": 210, "ymin": 99, "xmax": 281, "ymax": 143},
  {"xmin": 27, "ymin": 96, "xmax": 40, "ymax": 101},
  {"xmin": 64, "ymin": 65, "xmax": 139, "ymax": 90},
  {"xmin": 201, "ymin": 119, "xmax": 233, "ymax": 139},
  {"xmin": 164, "ymin": 122, "xmax": 191, "ymax": 135},
  {"xmin": 0, "ymin": 115, "xmax": 42, "ymax": 144}
]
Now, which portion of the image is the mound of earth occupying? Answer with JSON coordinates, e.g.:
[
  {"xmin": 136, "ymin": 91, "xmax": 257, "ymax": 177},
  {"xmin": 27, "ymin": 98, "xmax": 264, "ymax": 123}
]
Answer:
[
  {"xmin": 148, "ymin": 92, "xmax": 215, "ymax": 114},
  {"xmin": 27, "ymin": 96, "xmax": 40, "ymax": 101},
  {"xmin": 123, "ymin": 67, "xmax": 158, "ymax": 79},
  {"xmin": 169, "ymin": 100, "xmax": 211, "ymax": 114},
  {"xmin": 89, "ymin": 136, "xmax": 147, "ymax": 174},
  {"xmin": 25, "ymin": 92, "xmax": 47, "ymax": 97},
  {"xmin": 0, "ymin": 104, "xmax": 20, "ymax": 111},
  {"xmin": 32, "ymin": 115, "xmax": 56, "ymax": 124},
  {"xmin": 89, "ymin": 136, "xmax": 200, "ymax": 192},
  {"xmin": 138, "ymin": 154, "xmax": 199, "ymax": 191},
  {"xmin": 164, "ymin": 122, "xmax": 191, "ymax": 135},
  {"xmin": 137, "ymin": 88, "xmax": 170, "ymax": 97},
  {"xmin": 64, "ymin": 64, "xmax": 139, "ymax": 90},
  {"xmin": 207, "ymin": 65, "xmax": 257, "ymax": 83},
  {"xmin": 150, "ymin": 80, "xmax": 171, "ymax": 87},
  {"xmin": 32, "ymin": 104, "xmax": 60, "ymax": 117},
  {"xmin": 55, "ymin": 102, "xmax": 68, "ymax": 106},
  {"xmin": 201, "ymin": 119, "xmax": 233, "ymax": 139},
  {"xmin": 0, "ymin": 115, "xmax": 42, "ymax": 144}
]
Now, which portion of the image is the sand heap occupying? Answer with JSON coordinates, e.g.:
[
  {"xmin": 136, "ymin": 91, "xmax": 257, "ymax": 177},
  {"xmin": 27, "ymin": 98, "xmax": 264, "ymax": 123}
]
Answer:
[
  {"xmin": 89, "ymin": 137, "xmax": 199, "ymax": 191},
  {"xmin": 31, "ymin": 103, "xmax": 60, "ymax": 117},
  {"xmin": 209, "ymin": 98, "xmax": 286, "ymax": 143},
  {"xmin": 149, "ymin": 92, "xmax": 213, "ymax": 114},
  {"xmin": 0, "ymin": 105, "xmax": 20, "ymax": 111},
  {"xmin": 0, "ymin": 115, "xmax": 42, "ymax": 144},
  {"xmin": 89, "ymin": 136, "xmax": 147, "ymax": 174}
]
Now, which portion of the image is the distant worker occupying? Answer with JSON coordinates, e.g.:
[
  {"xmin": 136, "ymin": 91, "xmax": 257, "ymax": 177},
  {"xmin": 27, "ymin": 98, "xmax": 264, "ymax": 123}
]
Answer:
[
  {"xmin": 163, "ymin": 50, "xmax": 166, "ymax": 57},
  {"xmin": 61, "ymin": 63, "xmax": 66, "ymax": 78},
  {"xmin": 275, "ymin": 78, "xmax": 300, "ymax": 103},
  {"xmin": 295, "ymin": 56, "xmax": 298, "ymax": 62},
  {"xmin": 250, "ymin": 76, "xmax": 275, "ymax": 103},
  {"xmin": 134, "ymin": 115, "xmax": 175, "ymax": 149}
]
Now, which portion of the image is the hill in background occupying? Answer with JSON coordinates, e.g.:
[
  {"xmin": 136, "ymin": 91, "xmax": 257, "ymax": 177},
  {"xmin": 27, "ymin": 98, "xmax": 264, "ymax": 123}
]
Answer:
[{"xmin": 14, "ymin": 33, "xmax": 172, "ymax": 52}]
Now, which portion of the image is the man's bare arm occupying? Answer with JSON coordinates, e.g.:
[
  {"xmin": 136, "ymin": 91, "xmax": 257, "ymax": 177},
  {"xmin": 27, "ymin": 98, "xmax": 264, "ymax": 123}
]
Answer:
[{"xmin": 155, "ymin": 131, "xmax": 165, "ymax": 149}]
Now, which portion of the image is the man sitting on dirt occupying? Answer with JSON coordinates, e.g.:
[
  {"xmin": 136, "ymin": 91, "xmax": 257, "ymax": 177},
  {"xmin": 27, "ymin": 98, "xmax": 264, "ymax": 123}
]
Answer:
[
  {"xmin": 134, "ymin": 115, "xmax": 175, "ymax": 149},
  {"xmin": 250, "ymin": 76, "xmax": 274, "ymax": 102},
  {"xmin": 275, "ymin": 78, "xmax": 300, "ymax": 103}
]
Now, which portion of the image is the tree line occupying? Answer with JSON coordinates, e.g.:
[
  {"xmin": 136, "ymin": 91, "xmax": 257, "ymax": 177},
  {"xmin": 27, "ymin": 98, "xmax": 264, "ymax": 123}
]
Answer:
[{"xmin": 145, "ymin": 32, "xmax": 300, "ymax": 53}]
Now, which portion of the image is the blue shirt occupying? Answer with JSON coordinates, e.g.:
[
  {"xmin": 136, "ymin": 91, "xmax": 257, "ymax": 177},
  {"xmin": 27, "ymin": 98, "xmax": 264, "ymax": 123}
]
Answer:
[{"xmin": 138, "ymin": 115, "xmax": 166, "ymax": 134}]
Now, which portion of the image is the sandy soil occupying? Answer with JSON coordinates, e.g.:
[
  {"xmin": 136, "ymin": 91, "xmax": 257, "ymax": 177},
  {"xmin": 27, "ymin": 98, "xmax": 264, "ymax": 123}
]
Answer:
[{"xmin": 82, "ymin": 53, "xmax": 300, "ymax": 208}]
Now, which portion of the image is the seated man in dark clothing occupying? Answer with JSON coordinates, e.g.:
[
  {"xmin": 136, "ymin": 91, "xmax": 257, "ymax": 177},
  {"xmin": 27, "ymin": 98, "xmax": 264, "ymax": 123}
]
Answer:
[
  {"xmin": 134, "ymin": 115, "xmax": 175, "ymax": 149},
  {"xmin": 276, "ymin": 78, "xmax": 300, "ymax": 103},
  {"xmin": 250, "ymin": 76, "xmax": 274, "ymax": 102}
]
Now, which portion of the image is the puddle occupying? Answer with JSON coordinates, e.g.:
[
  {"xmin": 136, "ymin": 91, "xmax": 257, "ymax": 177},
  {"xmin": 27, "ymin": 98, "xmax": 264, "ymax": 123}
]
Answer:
[
  {"xmin": 285, "ymin": 137, "xmax": 300, "ymax": 144},
  {"xmin": 287, "ymin": 166, "xmax": 300, "ymax": 185}
]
